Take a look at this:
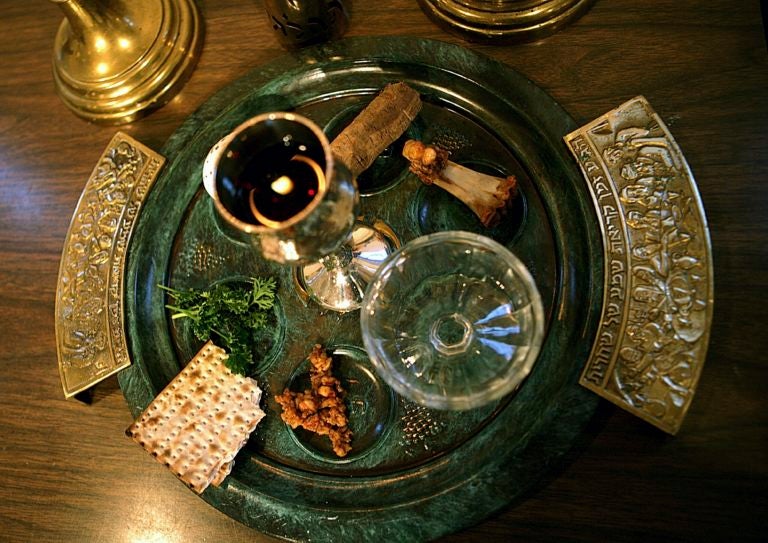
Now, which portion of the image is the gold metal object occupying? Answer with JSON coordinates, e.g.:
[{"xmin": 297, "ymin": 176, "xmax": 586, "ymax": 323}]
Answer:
[
  {"xmin": 417, "ymin": 0, "xmax": 596, "ymax": 43},
  {"xmin": 51, "ymin": 0, "xmax": 203, "ymax": 124},
  {"xmin": 56, "ymin": 132, "xmax": 165, "ymax": 398},
  {"xmin": 565, "ymin": 96, "xmax": 713, "ymax": 434}
]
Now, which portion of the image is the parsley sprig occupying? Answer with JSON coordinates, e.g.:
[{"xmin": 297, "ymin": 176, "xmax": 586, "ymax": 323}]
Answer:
[{"xmin": 159, "ymin": 276, "xmax": 277, "ymax": 375}]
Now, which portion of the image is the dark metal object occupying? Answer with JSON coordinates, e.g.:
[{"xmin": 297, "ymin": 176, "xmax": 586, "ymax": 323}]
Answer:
[{"xmin": 264, "ymin": 0, "xmax": 348, "ymax": 49}]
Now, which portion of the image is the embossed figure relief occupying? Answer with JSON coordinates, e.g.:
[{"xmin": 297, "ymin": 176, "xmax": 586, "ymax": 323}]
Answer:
[
  {"xmin": 565, "ymin": 97, "xmax": 713, "ymax": 434},
  {"xmin": 56, "ymin": 134, "xmax": 164, "ymax": 397}
]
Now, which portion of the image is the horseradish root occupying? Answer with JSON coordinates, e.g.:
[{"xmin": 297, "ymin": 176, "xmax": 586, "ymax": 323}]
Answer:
[{"xmin": 330, "ymin": 82, "xmax": 422, "ymax": 177}]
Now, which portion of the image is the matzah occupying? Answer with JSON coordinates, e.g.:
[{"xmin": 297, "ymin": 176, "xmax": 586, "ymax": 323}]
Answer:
[{"xmin": 126, "ymin": 341, "xmax": 265, "ymax": 493}]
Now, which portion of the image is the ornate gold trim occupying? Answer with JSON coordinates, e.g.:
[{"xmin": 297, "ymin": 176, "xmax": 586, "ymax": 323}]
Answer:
[
  {"xmin": 565, "ymin": 96, "xmax": 713, "ymax": 434},
  {"xmin": 56, "ymin": 132, "xmax": 165, "ymax": 398}
]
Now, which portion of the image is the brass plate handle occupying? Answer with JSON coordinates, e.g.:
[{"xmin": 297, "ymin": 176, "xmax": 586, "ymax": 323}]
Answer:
[
  {"xmin": 56, "ymin": 132, "xmax": 165, "ymax": 398},
  {"xmin": 565, "ymin": 96, "xmax": 713, "ymax": 434}
]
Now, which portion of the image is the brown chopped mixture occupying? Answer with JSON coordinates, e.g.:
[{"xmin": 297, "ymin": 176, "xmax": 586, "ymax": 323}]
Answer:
[{"xmin": 275, "ymin": 345, "xmax": 352, "ymax": 457}]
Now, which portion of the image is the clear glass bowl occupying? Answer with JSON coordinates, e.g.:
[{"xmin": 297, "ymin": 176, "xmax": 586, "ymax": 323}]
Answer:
[{"xmin": 360, "ymin": 231, "xmax": 545, "ymax": 410}]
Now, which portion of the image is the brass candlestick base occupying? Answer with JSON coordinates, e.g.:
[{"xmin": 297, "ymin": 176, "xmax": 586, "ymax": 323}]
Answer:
[
  {"xmin": 51, "ymin": 0, "xmax": 203, "ymax": 124},
  {"xmin": 417, "ymin": 0, "xmax": 595, "ymax": 44}
]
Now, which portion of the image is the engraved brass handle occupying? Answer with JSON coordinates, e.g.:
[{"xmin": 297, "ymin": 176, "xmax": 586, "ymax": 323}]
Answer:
[
  {"xmin": 56, "ymin": 133, "xmax": 165, "ymax": 398},
  {"xmin": 565, "ymin": 96, "xmax": 713, "ymax": 434}
]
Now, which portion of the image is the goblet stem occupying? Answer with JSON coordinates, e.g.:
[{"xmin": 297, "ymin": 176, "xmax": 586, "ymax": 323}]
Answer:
[{"xmin": 297, "ymin": 221, "xmax": 399, "ymax": 313}]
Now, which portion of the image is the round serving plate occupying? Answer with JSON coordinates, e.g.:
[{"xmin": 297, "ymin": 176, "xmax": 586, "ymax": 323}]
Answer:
[{"xmin": 119, "ymin": 36, "xmax": 603, "ymax": 541}]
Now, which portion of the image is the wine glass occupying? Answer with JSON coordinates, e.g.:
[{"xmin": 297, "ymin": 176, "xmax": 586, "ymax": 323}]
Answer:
[
  {"xmin": 360, "ymin": 231, "xmax": 545, "ymax": 410},
  {"xmin": 204, "ymin": 111, "xmax": 397, "ymax": 312}
]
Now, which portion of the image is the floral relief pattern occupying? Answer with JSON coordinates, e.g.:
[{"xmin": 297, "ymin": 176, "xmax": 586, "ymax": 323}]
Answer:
[
  {"xmin": 57, "ymin": 134, "xmax": 164, "ymax": 397},
  {"xmin": 566, "ymin": 97, "xmax": 712, "ymax": 434}
]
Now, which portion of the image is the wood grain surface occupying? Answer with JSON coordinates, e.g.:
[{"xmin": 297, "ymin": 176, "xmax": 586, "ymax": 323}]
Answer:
[{"xmin": 1, "ymin": 1, "xmax": 766, "ymax": 541}]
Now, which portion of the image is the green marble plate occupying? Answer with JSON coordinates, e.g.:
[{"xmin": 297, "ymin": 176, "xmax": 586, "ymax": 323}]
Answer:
[{"xmin": 119, "ymin": 36, "xmax": 603, "ymax": 541}]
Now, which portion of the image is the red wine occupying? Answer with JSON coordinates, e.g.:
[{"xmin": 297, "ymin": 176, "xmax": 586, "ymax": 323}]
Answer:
[
  {"xmin": 216, "ymin": 118, "xmax": 326, "ymax": 227},
  {"xmin": 247, "ymin": 152, "xmax": 323, "ymax": 225}
]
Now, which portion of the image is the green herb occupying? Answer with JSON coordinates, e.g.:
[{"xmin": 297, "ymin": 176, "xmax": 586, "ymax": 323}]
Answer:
[{"xmin": 159, "ymin": 276, "xmax": 277, "ymax": 375}]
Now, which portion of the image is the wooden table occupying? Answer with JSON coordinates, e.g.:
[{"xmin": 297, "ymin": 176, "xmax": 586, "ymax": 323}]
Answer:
[{"xmin": 1, "ymin": 1, "xmax": 766, "ymax": 541}]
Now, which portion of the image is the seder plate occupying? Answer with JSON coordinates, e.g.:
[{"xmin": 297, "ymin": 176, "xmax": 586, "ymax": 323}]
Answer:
[{"xmin": 118, "ymin": 37, "xmax": 604, "ymax": 541}]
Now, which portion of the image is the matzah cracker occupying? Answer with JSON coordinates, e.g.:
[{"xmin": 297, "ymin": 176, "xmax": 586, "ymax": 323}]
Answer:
[{"xmin": 126, "ymin": 341, "xmax": 265, "ymax": 493}]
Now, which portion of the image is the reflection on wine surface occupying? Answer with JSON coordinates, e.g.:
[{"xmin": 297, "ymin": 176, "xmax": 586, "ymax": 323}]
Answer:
[{"xmin": 248, "ymin": 154, "xmax": 323, "ymax": 226}]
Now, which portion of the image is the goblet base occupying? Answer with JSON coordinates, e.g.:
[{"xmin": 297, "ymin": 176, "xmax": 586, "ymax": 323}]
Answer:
[{"xmin": 297, "ymin": 221, "xmax": 399, "ymax": 313}]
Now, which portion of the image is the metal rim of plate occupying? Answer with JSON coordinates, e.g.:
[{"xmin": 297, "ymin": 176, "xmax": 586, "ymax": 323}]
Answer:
[{"xmin": 118, "ymin": 36, "xmax": 604, "ymax": 541}]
